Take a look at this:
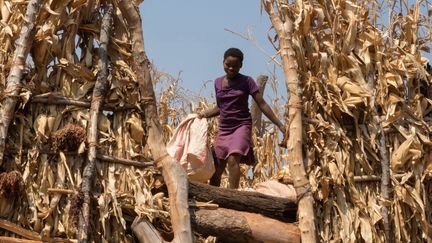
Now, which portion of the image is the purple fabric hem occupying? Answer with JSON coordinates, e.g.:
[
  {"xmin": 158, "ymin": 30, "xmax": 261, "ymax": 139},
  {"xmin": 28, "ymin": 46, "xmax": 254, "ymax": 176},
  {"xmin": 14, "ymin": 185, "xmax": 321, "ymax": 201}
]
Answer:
[{"xmin": 215, "ymin": 147, "xmax": 256, "ymax": 165}]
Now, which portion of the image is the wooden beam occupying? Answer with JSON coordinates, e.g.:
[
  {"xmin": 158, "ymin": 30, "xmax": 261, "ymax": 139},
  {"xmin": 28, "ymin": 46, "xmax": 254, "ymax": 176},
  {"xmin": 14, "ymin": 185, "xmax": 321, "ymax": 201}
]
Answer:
[
  {"xmin": 30, "ymin": 96, "xmax": 137, "ymax": 111},
  {"xmin": 189, "ymin": 181, "xmax": 297, "ymax": 222}
]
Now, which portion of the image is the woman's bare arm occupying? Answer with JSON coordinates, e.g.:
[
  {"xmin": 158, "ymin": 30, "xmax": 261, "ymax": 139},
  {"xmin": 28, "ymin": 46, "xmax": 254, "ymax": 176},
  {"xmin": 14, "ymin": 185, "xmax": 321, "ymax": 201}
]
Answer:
[
  {"xmin": 198, "ymin": 106, "xmax": 220, "ymax": 119},
  {"xmin": 252, "ymin": 92, "xmax": 284, "ymax": 132}
]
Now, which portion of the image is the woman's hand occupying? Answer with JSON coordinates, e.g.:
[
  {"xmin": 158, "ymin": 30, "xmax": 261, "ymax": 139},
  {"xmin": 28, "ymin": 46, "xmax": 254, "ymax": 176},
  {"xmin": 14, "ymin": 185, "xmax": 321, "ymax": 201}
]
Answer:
[
  {"xmin": 278, "ymin": 123, "xmax": 285, "ymax": 133},
  {"xmin": 198, "ymin": 106, "xmax": 220, "ymax": 119},
  {"xmin": 197, "ymin": 112, "xmax": 206, "ymax": 119},
  {"xmin": 279, "ymin": 128, "xmax": 288, "ymax": 148}
]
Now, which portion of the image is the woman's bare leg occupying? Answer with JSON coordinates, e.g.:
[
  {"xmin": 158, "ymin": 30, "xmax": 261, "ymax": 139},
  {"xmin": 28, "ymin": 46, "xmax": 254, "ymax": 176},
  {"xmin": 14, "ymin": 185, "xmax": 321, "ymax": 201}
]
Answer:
[
  {"xmin": 226, "ymin": 154, "xmax": 241, "ymax": 189},
  {"xmin": 210, "ymin": 159, "xmax": 227, "ymax": 187}
]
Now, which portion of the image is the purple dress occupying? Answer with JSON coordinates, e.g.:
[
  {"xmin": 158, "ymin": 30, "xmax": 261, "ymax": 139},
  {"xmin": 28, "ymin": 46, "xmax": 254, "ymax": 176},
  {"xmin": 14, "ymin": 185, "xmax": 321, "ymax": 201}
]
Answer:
[{"xmin": 214, "ymin": 74, "xmax": 259, "ymax": 165}]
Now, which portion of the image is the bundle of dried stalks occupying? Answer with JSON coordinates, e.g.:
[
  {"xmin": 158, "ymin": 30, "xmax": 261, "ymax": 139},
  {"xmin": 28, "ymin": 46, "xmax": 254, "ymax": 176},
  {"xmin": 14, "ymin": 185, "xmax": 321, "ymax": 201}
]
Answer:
[
  {"xmin": 0, "ymin": 0, "xmax": 188, "ymax": 241},
  {"xmin": 261, "ymin": 0, "xmax": 432, "ymax": 242},
  {"xmin": 0, "ymin": 0, "xmax": 431, "ymax": 242}
]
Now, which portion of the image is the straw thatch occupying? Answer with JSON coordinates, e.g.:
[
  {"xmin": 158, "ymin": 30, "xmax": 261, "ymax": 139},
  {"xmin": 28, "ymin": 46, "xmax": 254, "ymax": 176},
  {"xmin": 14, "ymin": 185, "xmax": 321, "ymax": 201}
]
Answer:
[
  {"xmin": 261, "ymin": 0, "xmax": 432, "ymax": 242},
  {"xmin": 0, "ymin": 1, "xmax": 173, "ymax": 241},
  {"xmin": 0, "ymin": 0, "xmax": 431, "ymax": 242}
]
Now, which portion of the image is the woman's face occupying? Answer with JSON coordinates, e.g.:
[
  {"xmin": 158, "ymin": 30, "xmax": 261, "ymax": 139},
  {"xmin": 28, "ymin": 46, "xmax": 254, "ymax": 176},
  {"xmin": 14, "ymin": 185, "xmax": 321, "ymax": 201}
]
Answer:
[{"xmin": 223, "ymin": 56, "xmax": 242, "ymax": 79}]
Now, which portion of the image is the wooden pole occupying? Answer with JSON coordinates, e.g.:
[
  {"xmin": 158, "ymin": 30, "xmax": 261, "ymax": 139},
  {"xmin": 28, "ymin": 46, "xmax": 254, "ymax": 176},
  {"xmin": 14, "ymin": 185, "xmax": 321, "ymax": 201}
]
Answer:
[
  {"xmin": 0, "ymin": 0, "xmax": 43, "ymax": 165},
  {"xmin": 262, "ymin": 1, "xmax": 317, "ymax": 242},
  {"xmin": 118, "ymin": 1, "xmax": 192, "ymax": 242},
  {"xmin": 367, "ymin": 67, "xmax": 391, "ymax": 242},
  {"xmin": 0, "ymin": 238, "xmax": 41, "ymax": 243},
  {"xmin": 251, "ymin": 75, "xmax": 269, "ymax": 136},
  {"xmin": 77, "ymin": 5, "xmax": 113, "ymax": 242},
  {"xmin": 30, "ymin": 95, "xmax": 137, "ymax": 111}
]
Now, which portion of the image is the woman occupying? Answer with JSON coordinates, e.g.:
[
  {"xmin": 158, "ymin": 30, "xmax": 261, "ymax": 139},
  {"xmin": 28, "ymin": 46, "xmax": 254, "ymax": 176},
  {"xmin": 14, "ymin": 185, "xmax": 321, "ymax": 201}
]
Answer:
[{"xmin": 199, "ymin": 48, "xmax": 284, "ymax": 189}]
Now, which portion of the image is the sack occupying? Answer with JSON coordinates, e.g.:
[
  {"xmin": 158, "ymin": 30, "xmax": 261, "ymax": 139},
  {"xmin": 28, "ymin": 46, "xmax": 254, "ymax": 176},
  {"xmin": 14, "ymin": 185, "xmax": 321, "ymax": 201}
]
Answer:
[
  {"xmin": 253, "ymin": 180, "xmax": 297, "ymax": 201},
  {"xmin": 167, "ymin": 114, "xmax": 215, "ymax": 182}
]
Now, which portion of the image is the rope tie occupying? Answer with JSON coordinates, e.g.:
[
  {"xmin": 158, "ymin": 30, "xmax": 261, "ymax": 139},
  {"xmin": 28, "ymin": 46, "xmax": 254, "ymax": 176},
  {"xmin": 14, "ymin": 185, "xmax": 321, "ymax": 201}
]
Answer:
[
  {"xmin": 294, "ymin": 181, "xmax": 312, "ymax": 203},
  {"xmin": 88, "ymin": 142, "xmax": 98, "ymax": 148},
  {"xmin": 141, "ymin": 96, "xmax": 155, "ymax": 105},
  {"xmin": 286, "ymin": 103, "xmax": 303, "ymax": 109},
  {"xmin": 91, "ymin": 95, "xmax": 104, "ymax": 106}
]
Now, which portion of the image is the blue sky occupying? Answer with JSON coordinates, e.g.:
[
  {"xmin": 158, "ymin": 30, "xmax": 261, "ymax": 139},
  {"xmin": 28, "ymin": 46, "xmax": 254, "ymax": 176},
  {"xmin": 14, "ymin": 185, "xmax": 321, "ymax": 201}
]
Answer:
[
  {"xmin": 140, "ymin": 0, "xmax": 280, "ymax": 98},
  {"xmin": 140, "ymin": 1, "xmax": 431, "ymax": 99}
]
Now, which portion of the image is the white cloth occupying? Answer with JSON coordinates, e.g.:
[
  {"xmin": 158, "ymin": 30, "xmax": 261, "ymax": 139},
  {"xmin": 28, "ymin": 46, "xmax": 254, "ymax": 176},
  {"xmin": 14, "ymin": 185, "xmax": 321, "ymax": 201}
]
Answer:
[
  {"xmin": 167, "ymin": 114, "xmax": 215, "ymax": 182},
  {"xmin": 253, "ymin": 180, "xmax": 297, "ymax": 201}
]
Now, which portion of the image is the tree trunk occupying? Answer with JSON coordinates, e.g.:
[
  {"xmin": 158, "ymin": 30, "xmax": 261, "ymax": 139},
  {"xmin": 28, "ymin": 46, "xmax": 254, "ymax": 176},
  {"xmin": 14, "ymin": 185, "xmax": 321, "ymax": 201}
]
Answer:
[
  {"xmin": 132, "ymin": 208, "xmax": 300, "ymax": 243},
  {"xmin": 262, "ymin": 1, "xmax": 317, "ymax": 242},
  {"xmin": 77, "ymin": 5, "xmax": 113, "ymax": 242},
  {"xmin": 250, "ymin": 75, "xmax": 269, "ymax": 136},
  {"xmin": 191, "ymin": 208, "xmax": 300, "ymax": 243},
  {"xmin": 118, "ymin": 2, "xmax": 192, "ymax": 242},
  {"xmin": 0, "ymin": 0, "xmax": 43, "ymax": 165},
  {"xmin": 188, "ymin": 181, "xmax": 296, "ymax": 222}
]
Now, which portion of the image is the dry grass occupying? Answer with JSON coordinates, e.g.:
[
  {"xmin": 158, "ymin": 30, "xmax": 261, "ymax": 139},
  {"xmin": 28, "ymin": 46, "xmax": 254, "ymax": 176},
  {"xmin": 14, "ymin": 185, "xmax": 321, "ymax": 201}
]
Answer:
[{"xmin": 0, "ymin": 0, "xmax": 430, "ymax": 242}]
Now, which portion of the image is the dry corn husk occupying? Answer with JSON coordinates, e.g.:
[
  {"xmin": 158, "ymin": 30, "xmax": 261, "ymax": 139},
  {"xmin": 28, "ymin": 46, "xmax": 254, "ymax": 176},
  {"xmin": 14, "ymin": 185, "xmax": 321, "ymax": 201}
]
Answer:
[
  {"xmin": 0, "ymin": 0, "xmax": 431, "ymax": 242},
  {"xmin": 260, "ymin": 0, "xmax": 432, "ymax": 242}
]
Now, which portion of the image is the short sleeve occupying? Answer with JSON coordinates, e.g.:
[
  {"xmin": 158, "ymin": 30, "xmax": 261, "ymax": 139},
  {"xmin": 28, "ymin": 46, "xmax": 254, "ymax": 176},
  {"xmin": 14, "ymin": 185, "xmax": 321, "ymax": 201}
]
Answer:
[{"xmin": 247, "ymin": 76, "xmax": 259, "ymax": 95}]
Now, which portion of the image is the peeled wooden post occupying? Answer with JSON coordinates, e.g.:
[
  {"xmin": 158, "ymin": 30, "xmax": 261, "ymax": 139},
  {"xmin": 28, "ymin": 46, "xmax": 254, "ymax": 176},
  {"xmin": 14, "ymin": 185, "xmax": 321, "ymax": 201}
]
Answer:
[
  {"xmin": 118, "ymin": 1, "xmax": 192, "ymax": 242},
  {"xmin": 78, "ymin": 5, "xmax": 113, "ymax": 242},
  {"xmin": 262, "ymin": 1, "xmax": 317, "ymax": 242},
  {"xmin": 132, "ymin": 218, "xmax": 166, "ymax": 243},
  {"xmin": 250, "ymin": 75, "xmax": 269, "ymax": 136},
  {"xmin": 0, "ymin": 0, "xmax": 43, "ymax": 165}
]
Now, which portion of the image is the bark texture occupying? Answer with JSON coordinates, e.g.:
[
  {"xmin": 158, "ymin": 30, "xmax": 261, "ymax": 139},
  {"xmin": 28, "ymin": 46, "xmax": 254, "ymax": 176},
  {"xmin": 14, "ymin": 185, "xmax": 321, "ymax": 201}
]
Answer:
[
  {"xmin": 132, "ymin": 208, "xmax": 300, "ymax": 243},
  {"xmin": 118, "ymin": 1, "xmax": 192, "ymax": 242},
  {"xmin": 367, "ymin": 68, "xmax": 391, "ymax": 242},
  {"xmin": 77, "ymin": 5, "xmax": 113, "ymax": 242},
  {"xmin": 0, "ymin": 0, "xmax": 43, "ymax": 165},
  {"xmin": 262, "ymin": 1, "xmax": 317, "ymax": 242},
  {"xmin": 189, "ymin": 181, "xmax": 296, "ymax": 222},
  {"xmin": 191, "ymin": 208, "xmax": 300, "ymax": 243}
]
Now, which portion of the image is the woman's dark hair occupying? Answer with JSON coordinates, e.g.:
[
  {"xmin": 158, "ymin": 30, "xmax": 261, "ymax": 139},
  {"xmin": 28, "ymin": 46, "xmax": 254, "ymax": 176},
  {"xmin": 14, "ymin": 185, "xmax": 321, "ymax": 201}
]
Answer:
[{"xmin": 224, "ymin": 48, "xmax": 244, "ymax": 62}]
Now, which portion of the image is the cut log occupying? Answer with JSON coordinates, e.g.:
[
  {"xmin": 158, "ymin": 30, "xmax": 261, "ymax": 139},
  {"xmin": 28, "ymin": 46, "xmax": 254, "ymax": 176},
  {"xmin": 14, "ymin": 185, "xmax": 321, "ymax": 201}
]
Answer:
[
  {"xmin": 132, "ymin": 209, "xmax": 300, "ymax": 243},
  {"xmin": 132, "ymin": 217, "xmax": 166, "ymax": 243},
  {"xmin": 188, "ymin": 181, "xmax": 297, "ymax": 222},
  {"xmin": 191, "ymin": 208, "xmax": 300, "ymax": 243}
]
